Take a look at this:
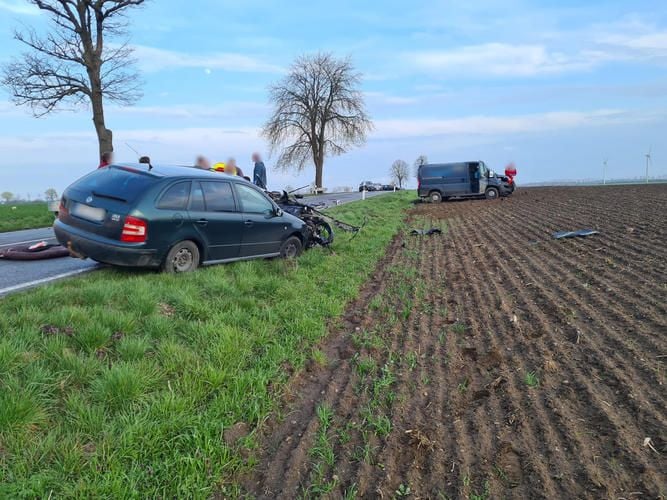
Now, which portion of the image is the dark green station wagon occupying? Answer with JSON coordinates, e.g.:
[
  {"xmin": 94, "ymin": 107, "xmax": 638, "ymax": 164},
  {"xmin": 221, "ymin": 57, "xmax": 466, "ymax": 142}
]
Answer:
[{"xmin": 54, "ymin": 163, "xmax": 308, "ymax": 272}]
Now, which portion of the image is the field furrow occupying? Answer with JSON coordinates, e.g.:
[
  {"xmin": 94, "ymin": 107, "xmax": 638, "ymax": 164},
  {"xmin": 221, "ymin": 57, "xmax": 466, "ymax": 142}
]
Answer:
[{"xmin": 244, "ymin": 185, "xmax": 667, "ymax": 499}]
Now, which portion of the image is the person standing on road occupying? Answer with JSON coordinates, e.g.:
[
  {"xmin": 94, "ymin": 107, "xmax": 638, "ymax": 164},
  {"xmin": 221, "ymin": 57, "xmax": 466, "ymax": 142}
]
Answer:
[
  {"xmin": 98, "ymin": 151, "xmax": 113, "ymax": 169},
  {"xmin": 252, "ymin": 152, "xmax": 267, "ymax": 189}
]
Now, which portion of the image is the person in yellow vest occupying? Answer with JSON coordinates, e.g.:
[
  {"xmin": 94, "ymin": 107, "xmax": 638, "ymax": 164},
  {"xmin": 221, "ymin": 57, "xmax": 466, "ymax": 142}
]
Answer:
[{"xmin": 212, "ymin": 158, "xmax": 245, "ymax": 177}]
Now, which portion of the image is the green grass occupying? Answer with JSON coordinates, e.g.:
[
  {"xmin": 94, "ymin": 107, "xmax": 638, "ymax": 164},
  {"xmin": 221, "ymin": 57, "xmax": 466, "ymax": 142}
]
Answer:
[
  {"xmin": 0, "ymin": 191, "xmax": 414, "ymax": 498},
  {"xmin": 0, "ymin": 202, "xmax": 54, "ymax": 233},
  {"xmin": 524, "ymin": 371, "xmax": 540, "ymax": 387}
]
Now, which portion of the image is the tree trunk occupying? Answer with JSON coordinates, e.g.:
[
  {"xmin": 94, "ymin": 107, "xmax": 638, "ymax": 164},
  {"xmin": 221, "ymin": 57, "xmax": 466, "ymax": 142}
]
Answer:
[
  {"xmin": 89, "ymin": 69, "xmax": 112, "ymax": 156},
  {"xmin": 315, "ymin": 158, "xmax": 324, "ymax": 189},
  {"xmin": 92, "ymin": 94, "xmax": 113, "ymax": 156}
]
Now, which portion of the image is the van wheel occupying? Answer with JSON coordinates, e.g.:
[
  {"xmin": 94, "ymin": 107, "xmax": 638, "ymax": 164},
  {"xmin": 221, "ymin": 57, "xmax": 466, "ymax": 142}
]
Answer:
[
  {"xmin": 162, "ymin": 241, "xmax": 200, "ymax": 273},
  {"xmin": 485, "ymin": 187, "xmax": 499, "ymax": 200},
  {"xmin": 280, "ymin": 236, "xmax": 303, "ymax": 259},
  {"xmin": 429, "ymin": 191, "xmax": 443, "ymax": 203}
]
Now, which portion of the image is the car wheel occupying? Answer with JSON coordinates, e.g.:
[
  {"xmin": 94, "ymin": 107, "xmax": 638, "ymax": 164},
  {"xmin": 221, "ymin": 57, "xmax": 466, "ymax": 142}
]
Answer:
[
  {"xmin": 162, "ymin": 240, "xmax": 200, "ymax": 273},
  {"xmin": 485, "ymin": 187, "xmax": 499, "ymax": 200},
  {"xmin": 280, "ymin": 236, "xmax": 303, "ymax": 259},
  {"xmin": 429, "ymin": 191, "xmax": 443, "ymax": 203}
]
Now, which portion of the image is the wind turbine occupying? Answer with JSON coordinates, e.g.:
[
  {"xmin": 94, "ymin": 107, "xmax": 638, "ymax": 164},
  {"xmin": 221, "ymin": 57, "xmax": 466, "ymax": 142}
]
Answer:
[
  {"xmin": 645, "ymin": 147, "xmax": 652, "ymax": 184},
  {"xmin": 603, "ymin": 158, "xmax": 608, "ymax": 185}
]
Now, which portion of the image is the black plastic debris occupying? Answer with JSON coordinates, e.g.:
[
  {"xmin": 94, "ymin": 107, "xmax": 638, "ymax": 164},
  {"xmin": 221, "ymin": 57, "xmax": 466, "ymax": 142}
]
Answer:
[
  {"xmin": 411, "ymin": 228, "xmax": 442, "ymax": 236},
  {"xmin": 553, "ymin": 229, "xmax": 599, "ymax": 240},
  {"xmin": 0, "ymin": 242, "xmax": 70, "ymax": 260}
]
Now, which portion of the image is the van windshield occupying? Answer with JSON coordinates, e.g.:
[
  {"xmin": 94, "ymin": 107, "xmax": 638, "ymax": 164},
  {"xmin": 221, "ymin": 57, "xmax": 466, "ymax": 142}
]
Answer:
[{"xmin": 70, "ymin": 166, "xmax": 157, "ymax": 203}]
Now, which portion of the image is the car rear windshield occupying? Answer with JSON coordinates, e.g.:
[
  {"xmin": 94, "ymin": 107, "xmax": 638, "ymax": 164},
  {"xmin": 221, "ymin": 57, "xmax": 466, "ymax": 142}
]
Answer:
[{"xmin": 70, "ymin": 166, "xmax": 158, "ymax": 203}]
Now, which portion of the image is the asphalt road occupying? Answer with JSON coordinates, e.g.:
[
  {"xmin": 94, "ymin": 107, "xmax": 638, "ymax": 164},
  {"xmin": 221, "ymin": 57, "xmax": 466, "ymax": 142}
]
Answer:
[{"xmin": 0, "ymin": 190, "xmax": 391, "ymax": 297}]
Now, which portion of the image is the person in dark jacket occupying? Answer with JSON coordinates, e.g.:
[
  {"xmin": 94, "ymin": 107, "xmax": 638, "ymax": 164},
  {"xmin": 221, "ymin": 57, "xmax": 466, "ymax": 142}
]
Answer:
[{"xmin": 252, "ymin": 152, "xmax": 267, "ymax": 189}]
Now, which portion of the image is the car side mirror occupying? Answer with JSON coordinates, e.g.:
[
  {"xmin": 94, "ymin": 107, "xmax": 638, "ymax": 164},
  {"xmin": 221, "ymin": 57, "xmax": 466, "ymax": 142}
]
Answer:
[{"xmin": 274, "ymin": 207, "xmax": 283, "ymax": 217}]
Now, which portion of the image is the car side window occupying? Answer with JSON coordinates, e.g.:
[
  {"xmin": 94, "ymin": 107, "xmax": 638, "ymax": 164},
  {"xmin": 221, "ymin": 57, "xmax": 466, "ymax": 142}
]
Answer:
[
  {"xmin": 236, "ymin": 184, "xmax": 274, "ymax": 214},
  {"xmin": 201, "ymin": 181, "xmax": 236, "ymax": 212},
  {"xmin": 157, "ymin": 181, "xmax": 190, "ymax": 210},
  {"xmin": 189, "ymin": 182, "xmax": 206, "ymax": 211}
]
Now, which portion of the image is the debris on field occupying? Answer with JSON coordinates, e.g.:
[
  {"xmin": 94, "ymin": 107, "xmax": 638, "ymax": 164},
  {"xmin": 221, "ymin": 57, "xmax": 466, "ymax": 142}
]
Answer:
[
  {"xmin": 40, "ymin": 324, "xmax": 74, "ymax": 336},
  {"xmin": 158, "ymin": 303, "xmax": 175, "ymax": 317},
  {"xmin": 410, "ymin": 228, "xmax": 442, "ymax": 236},
  {"xmin": 405, "ymin": 429, "xmax": 435, "ymax": 450},
  {"xmin": 553, "ymin": 229, "xmax": 599, "ymax": 239},
  {"xmin": 643, "ymin": 437, "xmax": 659, "ymax": 454}
]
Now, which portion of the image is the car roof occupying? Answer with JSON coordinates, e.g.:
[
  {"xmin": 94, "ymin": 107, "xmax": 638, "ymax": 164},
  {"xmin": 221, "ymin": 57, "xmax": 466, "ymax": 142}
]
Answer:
[
  {"xmin": 109, "ymin": 163, "xmax": 253, "ymax": 183},
  {"xmin": 422, "ymin": 161, "xmax": 482, "ymax": 167}
]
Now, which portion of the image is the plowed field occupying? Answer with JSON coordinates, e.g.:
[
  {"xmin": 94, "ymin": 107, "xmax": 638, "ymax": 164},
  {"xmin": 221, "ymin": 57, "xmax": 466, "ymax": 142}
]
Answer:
[{"xmin": 244, "ymin": 185, "xmax": 666, "ymax": 499}]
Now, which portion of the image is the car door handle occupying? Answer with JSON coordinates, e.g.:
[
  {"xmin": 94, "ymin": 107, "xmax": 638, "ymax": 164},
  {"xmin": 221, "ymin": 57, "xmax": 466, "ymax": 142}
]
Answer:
[
  {"xmin": 195, "ymin": 219, "xmax": 208, "ymax": 226},
  {"xmin": 244, "ymin": 220, "xmax": 254, "ymax": 227}
]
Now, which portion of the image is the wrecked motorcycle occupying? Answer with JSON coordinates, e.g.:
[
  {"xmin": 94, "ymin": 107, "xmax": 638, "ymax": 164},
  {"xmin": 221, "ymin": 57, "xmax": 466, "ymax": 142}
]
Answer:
[{"xmin": 268, "ymin": 190, "xmax": 360, "ymax": 248}]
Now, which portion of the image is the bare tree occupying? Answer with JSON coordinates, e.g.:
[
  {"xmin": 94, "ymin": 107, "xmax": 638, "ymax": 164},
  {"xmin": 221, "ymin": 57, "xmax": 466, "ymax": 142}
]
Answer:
[
  {"xmin": 1, "ymin": 0, "xmax": 146, "ymax": 156},
  {"xmin": 45, "ymin": 188, "xmax": 59, "ymax": 201},
  {"xmin": 390, "ymin": 159, "xmax": 409, "ymax": 189},
  {"xmin": 414, "ymin": 154, "xmax": 428, "ymax": 178},
  {"xmin": 263, "ymin": 53, "xmax": 372, "ymax": 189}
]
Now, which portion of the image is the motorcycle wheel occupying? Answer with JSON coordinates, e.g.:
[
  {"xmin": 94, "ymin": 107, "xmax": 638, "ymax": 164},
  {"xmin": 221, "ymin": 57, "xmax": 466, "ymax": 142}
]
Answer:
[{"xmin": 313, "ymin": 220, "xmax": 334, "ymax": 246}]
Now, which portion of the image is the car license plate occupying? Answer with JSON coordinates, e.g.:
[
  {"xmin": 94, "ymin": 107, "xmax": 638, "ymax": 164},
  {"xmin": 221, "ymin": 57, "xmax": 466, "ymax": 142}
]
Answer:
[{"xmin": 72, "ymin": 203, "xmax": 106, "ymax": 222}]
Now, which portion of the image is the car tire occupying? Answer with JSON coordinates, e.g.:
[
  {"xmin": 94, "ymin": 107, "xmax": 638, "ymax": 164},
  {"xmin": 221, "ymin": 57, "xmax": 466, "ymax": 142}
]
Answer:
[
  {"xmin": 485, "ymin": 187, "xmax": 499, "ymax": 200},
  {"xmin": 280, "ymin": 236, "xmax": 303, "ymax": 259},
  {"xmin": 162, "ymin": 240, "xmax": 200, "ymax": 273},
  {"xmin": 429, "ymin": 191, "xmax": 443, "ymax": 203}
]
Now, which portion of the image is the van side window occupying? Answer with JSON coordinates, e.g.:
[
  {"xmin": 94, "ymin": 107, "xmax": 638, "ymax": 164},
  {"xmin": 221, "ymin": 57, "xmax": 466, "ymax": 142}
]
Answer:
[
  {"xmin": 157, "ymin": 181, "xmax": 190, "ymax": 210},
  {"xmin": 201, "ymin": 181, "xmax": 236, "ymax": 212}
]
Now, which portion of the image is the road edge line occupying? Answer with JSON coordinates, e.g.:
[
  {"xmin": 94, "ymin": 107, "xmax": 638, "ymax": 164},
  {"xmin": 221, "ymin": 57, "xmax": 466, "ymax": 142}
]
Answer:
[{"xmin": 0, "ymin": 268, "xmax": 94, "ymax": 296}]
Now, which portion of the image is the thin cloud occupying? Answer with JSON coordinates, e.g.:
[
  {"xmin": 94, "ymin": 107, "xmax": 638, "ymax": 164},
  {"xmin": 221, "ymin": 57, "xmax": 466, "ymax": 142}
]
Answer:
[
  {"xmin": 372, "ymin": 109, "xmax": 663, "ymax": 139},
  {"xmin": 132, "ymin": 45, "xmax": 284, "ymax": 74},
  {"xmin": 598, "ymin": 31, "xmax": 667, "ymax": 57},
  {"xmin": 407, "ymin": 43, "xmax": 593, "ymax": 77},
  {"xmin": 107, "ymin": 102, "xmax": 269, "ymax": 120},
  {"xmin": 365, "ymin": 91, "xmax": 419, "ymax": 105},
  {"xmin": 0, "ymin": 0, "xmax": 39, "ymax": 15}
]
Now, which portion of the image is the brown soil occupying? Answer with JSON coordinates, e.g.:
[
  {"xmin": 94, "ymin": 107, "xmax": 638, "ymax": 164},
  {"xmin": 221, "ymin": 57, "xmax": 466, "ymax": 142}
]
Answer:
[{"xmin": 244, "ymin": 185, "xmax": 667, "ymax": 499}]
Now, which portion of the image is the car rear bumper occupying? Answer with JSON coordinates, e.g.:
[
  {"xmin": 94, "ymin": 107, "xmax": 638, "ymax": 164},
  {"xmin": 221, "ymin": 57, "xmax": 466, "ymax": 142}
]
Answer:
[{"xmin": 54, "ymin": 220, "xmax": 161, "ymax": 268}]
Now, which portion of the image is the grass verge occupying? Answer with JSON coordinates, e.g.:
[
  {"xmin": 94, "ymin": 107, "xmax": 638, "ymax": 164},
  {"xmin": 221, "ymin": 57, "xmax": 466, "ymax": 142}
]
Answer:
[
  {"xmin": 0, "ymin": 203, "xmax": 54, "ymax": 233},
  {"xmin": 0, "ymin": 191, "xmax": 413, "ymax": 497}
]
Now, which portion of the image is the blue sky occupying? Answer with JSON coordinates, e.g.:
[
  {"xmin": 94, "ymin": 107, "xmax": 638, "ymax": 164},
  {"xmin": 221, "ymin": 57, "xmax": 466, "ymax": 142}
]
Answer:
[{"xmin": 1, "ymin": 0, "xmax": 666, "ymax": 196}]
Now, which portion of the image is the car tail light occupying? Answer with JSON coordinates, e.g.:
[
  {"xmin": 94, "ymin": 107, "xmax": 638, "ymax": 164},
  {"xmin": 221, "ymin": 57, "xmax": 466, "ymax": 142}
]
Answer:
[
  {"xmin": 58, "ymin": 199, "xmax": 68, "ymax": 219},
  {"xmin": 121, "ymin": 216, "xmax": 147, "ymax": 243}
]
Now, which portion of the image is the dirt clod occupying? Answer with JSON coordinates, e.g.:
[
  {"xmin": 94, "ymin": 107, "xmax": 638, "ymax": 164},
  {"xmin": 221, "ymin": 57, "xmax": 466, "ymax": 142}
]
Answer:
[{"xmin": 223, "ymin": 422, "xmax": 250, "ymax": 447}]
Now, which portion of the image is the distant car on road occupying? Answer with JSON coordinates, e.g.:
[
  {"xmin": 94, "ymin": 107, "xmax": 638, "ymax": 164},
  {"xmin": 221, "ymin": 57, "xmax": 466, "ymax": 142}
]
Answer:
[
  {"xmin": 54, "ymin": 164, "xmax": 308, "ymax": 273},
  {"xmin": 380, "ymin": 184, "xmax": 399, "ymax": 191},
  {"xmin": 358, "ymin": 181, "xmax": 378, "ymax": 192},
  {"xmin": 417, "ymin": 161, "xmax": 513, "ymax": 202}
]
